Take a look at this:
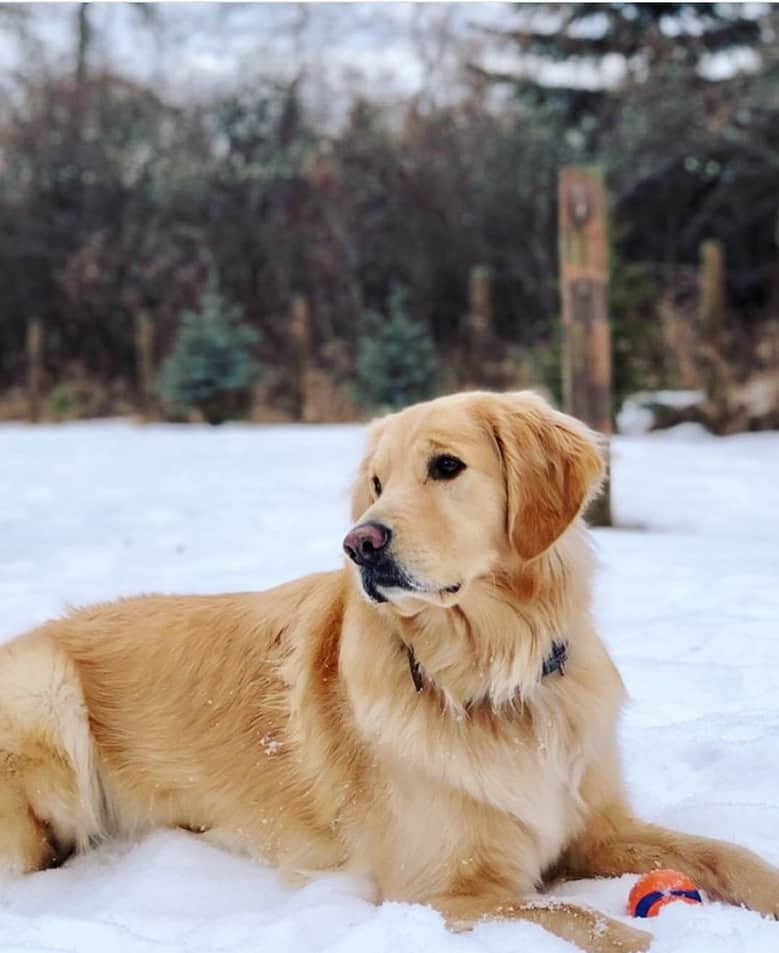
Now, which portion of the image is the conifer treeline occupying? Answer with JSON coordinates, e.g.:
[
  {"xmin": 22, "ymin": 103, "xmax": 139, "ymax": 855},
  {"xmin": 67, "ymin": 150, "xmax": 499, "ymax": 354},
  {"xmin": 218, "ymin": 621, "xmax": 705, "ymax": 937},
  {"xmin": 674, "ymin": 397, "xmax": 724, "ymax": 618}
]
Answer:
[{"xmin": 0, "ymin": 4, "xmax": 777, "ymax": 413}]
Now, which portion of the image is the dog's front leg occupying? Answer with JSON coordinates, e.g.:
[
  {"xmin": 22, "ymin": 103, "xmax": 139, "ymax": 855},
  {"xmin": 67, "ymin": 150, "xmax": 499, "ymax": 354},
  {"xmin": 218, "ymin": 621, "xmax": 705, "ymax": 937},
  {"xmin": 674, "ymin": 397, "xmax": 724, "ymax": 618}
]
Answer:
[
  {"xmin": 560, "ymin": 808, "xmax": 779, "ymax": 919},
  {"xmin": 428, "ymin": 893, "xmax": 651, "ymax": 953}
]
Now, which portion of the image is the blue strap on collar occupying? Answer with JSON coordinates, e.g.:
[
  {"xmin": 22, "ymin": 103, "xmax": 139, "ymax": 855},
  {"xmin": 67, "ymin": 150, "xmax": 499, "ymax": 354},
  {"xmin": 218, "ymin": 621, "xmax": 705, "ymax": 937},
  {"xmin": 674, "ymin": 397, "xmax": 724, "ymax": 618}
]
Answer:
[{"xmin": 541, "ymin": 640, "xmax": 568, "ymax": 678}]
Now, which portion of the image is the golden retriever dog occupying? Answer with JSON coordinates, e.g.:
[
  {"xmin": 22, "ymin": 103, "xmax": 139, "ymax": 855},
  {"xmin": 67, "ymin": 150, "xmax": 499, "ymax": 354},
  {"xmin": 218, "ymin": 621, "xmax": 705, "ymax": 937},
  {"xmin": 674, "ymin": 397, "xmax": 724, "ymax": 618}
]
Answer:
[{"xmin": 1, "ymin": 390, "xmax": 777, "ymax": 952}]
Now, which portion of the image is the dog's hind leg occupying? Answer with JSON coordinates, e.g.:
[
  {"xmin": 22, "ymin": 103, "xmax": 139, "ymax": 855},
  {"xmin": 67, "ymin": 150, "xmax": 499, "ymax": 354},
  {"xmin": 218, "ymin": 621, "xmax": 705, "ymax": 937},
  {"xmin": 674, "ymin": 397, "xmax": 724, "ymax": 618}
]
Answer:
[
  {"xmin": 0, "ymin": 629, "xmax": 104, "ymax": 874},
  {"xmin": 430, "ymin": 893, "xmax": 651, "ymax": 953}
]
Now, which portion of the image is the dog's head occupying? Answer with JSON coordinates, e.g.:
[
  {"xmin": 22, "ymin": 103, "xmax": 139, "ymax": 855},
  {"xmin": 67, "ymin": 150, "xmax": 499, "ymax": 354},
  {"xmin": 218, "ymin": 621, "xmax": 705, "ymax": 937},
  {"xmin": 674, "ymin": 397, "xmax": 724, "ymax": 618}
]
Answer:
[{"xmin": 344, "ymin": 391, "xmax": 604, "ymax": 611}]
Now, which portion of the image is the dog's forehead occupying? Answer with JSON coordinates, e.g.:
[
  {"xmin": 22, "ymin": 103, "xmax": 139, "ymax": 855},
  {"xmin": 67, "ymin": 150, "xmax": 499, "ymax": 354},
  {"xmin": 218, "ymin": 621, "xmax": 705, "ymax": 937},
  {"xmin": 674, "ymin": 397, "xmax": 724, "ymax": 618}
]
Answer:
[{"xmin": 375, "ymin": 395, "xmax": 492, "ymax": 461}]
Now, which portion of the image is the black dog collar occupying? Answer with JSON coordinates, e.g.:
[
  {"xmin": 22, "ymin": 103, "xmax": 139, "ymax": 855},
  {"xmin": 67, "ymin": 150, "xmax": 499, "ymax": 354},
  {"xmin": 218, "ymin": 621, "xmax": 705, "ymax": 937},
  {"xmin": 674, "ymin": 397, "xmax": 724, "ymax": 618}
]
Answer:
[{"xmin": 406, "ymin": 640, "xmax": 567, "ymax": 695}]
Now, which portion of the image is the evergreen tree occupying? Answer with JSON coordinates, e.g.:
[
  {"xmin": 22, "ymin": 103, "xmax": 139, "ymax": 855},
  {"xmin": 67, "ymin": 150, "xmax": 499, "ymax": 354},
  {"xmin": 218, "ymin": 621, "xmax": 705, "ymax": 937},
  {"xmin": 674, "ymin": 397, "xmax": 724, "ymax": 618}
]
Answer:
[
  {"xmin": 472, "ymin": 4, "xmax": 768, "ymax": 160},
  {"xmin": 476, "ymin": 4, "xmax": 762, "ymax": 95},
  {"xmin": 472, "ymin": 3, "xmax": 778, "ymax": 334},
  {"xmin": 158, "ymin": 273, "xmax": 260, "ymax": 425},
  {"xmin": 355, "ymin": 286, "xmax": 437, "ymax": 411}
]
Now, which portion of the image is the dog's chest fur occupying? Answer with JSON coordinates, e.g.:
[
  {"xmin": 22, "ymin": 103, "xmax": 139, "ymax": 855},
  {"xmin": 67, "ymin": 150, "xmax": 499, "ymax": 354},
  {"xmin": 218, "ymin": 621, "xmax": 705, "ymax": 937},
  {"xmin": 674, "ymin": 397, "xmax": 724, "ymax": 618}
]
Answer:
[{"xmin": 332, "ymin": 595, "xmax": 625, "ymax": 899}]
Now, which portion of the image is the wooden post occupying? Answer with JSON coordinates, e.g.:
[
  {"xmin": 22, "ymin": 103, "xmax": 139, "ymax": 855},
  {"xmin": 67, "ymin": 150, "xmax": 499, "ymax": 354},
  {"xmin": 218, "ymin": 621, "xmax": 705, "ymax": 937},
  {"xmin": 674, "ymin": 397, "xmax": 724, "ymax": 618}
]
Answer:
[
  {"xmin": 26, "ymin": 318, "xmax": 42, "ymax": 423},
  {"xmin": 699, "ymin": 240, "xmax": 726, "ymax": 336},
  {"xmin": 467, "ymin": 265, "xmax": 492, "ymax": 384},
  {"xmin": 698, "ymin": 239, "xmax": 730, "ymax": 428},
  {"xmin": 559, "ymin": 166, "xmax": 612, "ymax": 526},
  {"xmin": 135, "ymin": 310, "xmax": 154, "ymax": 421},
  {"xmin": 290, "ymin": 294, "xmax": 311, "ymax": 420}
]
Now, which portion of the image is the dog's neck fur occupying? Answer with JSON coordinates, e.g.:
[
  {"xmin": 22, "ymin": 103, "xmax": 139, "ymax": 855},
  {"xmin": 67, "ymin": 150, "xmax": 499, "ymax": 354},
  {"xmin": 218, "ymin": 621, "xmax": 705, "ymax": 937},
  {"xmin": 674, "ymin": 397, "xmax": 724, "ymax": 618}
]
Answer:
[{"xmin": 381, "ymin": 523, "xmax": 594, "ymax": 711}]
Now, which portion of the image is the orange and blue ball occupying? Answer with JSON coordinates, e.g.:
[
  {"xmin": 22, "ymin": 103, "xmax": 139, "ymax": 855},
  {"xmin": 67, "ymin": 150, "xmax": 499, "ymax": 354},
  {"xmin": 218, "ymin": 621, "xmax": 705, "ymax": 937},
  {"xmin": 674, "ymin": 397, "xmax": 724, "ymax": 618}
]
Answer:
[{"xmin": 628, "ymin": 869, "xmax": 703, "ymax": 918}]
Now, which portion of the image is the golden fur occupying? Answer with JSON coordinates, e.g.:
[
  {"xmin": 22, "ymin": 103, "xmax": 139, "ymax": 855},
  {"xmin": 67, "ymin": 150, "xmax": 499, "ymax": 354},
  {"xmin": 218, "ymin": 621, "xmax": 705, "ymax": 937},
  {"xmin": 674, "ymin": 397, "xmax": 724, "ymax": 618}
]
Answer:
[{"xmin": 1, "ymin": 390, "xmax": 777, "ymax": 953}]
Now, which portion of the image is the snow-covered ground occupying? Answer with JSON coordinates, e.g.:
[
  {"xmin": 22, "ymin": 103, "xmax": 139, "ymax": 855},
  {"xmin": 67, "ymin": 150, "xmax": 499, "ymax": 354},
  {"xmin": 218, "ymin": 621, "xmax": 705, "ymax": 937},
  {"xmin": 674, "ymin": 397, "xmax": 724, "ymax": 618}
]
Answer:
[{"xmin": 1, "ymin": 419, "xmax": 778, "ymax": 953}]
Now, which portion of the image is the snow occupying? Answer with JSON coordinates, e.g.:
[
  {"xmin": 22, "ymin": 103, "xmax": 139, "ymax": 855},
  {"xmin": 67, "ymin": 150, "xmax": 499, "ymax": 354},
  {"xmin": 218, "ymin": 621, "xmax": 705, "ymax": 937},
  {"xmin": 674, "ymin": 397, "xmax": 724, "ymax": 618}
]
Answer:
[
  {"xmin": 616, "ymin": 390, "xmax": 705, "ymax": 435},
  {"xmin": 1, "ymin": 419, "xmax": 778, "ymax": 952},
  {"xmin": 616, "ymin": 399, "xmax": 656, "ymax": 436}
]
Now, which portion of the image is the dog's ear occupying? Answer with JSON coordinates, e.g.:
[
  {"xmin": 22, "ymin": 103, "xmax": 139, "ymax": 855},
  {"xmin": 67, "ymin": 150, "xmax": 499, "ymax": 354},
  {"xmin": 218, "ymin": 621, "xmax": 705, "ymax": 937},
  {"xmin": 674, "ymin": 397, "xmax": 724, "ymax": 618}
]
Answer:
[
  {"xmin": 488, "ymin": 392, "xmax": 605, "ymax": 560},
  {"xmin": 350, "ymin": 417, "xmax": 387, "ymax": 522}
]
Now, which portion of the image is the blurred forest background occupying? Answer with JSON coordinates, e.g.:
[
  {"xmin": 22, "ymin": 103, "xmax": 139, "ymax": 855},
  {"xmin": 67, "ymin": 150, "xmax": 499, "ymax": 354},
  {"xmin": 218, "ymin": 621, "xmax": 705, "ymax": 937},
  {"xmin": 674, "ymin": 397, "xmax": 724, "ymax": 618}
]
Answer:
[{"xmin": 0, "ymin": 2, "xmax": 778, "ymax": 429}]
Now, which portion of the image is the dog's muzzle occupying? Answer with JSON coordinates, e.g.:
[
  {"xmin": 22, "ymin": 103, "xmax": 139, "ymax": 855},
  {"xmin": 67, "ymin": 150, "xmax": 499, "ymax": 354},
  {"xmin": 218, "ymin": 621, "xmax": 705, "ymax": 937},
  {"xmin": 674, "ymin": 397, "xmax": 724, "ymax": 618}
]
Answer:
[{"xmin": 342, "ymin": 524, "xmax": 461, "ymax": 604}]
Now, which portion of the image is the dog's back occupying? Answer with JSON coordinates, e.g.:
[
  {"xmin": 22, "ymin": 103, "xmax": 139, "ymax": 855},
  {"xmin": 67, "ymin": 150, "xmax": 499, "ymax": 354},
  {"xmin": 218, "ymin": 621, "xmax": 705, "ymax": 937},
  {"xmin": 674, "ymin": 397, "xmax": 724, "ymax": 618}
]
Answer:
[{"xmin": 0, "ymin": 576, "xmax": 351, "ymax": 876}]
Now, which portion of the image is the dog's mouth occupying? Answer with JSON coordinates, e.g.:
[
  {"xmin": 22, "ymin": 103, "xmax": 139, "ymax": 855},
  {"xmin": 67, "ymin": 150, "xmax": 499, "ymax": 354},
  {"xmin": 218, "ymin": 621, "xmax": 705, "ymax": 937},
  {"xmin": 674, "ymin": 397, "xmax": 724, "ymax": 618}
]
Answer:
[{"xmin": 359, "ymin": 564, "xmax": 461, "ymax": 605}]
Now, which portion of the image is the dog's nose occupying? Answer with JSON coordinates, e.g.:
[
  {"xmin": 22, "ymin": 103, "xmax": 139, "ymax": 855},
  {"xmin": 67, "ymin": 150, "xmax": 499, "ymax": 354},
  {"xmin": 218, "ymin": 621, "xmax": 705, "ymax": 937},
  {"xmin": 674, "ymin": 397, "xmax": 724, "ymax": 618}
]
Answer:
[{"xmin": 343, "ymin": 522, "xmax": 392, "ymax": 566}]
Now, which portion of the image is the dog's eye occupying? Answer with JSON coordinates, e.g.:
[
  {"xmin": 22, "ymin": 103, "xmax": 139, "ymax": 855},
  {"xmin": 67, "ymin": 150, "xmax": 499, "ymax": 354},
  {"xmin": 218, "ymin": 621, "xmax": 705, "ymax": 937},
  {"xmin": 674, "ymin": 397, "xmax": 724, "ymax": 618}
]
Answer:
[
  {"xmin": 428, "ymin": 454, "xmax": 466, "ymax": 481},
  {"xmin": 372, "ymin": 475, "xmax": 382, "ymax": 497}
]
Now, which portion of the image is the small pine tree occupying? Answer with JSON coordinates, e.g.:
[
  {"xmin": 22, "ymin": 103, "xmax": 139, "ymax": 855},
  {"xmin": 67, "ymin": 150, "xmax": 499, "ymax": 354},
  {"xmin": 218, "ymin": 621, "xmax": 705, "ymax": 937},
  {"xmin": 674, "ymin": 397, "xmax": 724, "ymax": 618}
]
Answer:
[
  {"xmin": 159, "ymin": 274, "xmax": 260, "ymax": 425},
  {"xmin": 355, "ymin": 286, "xmax": 438, "ymax": 411}
]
